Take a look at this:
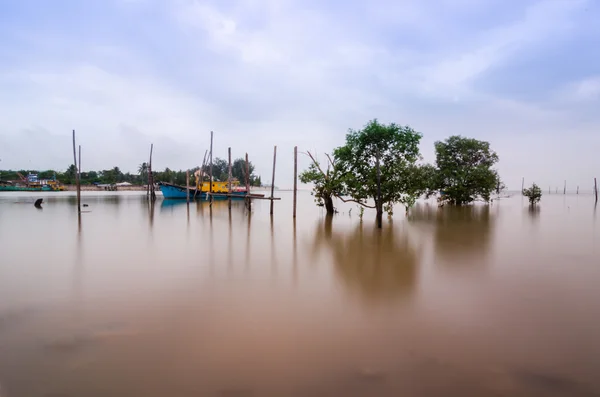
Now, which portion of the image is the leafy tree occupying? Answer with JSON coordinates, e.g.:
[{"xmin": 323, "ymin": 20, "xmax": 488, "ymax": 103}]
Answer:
[
  {"xmin": 523, "ymin": 183, "xmax": 542, "ymax": 205},
  {"xmin": 431, "ymin": 135, "xmax": 500, "ymax": 205},
  {"xmin": 300, "ymin": 153, "xmax": 344, "ymax": 214},
  {"xmin": 334, "ymin": 119, "xmax": 426, "ymax": 226},
  {"xmin": 138, "ymin": 162, "xmax": 148, "ymax": 183},
  {"xmin": 232, "ymin": 158, "xmax": 255, "ymax": 184}
]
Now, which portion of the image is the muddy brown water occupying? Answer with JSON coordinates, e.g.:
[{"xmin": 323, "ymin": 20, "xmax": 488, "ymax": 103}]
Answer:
[{"xmin": 0, "ymin": 191, "xmax": 599, "ymax": 396}]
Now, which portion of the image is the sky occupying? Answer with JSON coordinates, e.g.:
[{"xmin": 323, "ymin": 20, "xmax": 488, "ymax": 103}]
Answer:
[{"xmin": 0, "ymin": 0, "xmax": 599, "ymax": 190}]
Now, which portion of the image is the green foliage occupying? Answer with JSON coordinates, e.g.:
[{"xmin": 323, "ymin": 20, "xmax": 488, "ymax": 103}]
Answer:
[
  {"xmin": 201, "ymin": 157, "xmax": 261, "ymax": 186},
  {"xmin": 523, "ymin": 183, "xmax": 542, "ymax": 205},
  {"xmin": 299, "ymin": 155, "xmax": 344, "ymax": 214},
  {"xmin": 0, "ymin": 156, "xmax": 262, "ymax": 187},
  {"xmin": 432, "ymin": 135, "xmax": 500, "ymax": 205},
  {"xmin": 333, "ymin": 119, "xmax": 427, "ymax": 214}
]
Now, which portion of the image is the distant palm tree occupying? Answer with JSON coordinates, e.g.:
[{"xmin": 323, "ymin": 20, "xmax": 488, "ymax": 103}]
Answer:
[{"xmin": 138, "ymin": 162, "xmax": 148, "ymax": 184}]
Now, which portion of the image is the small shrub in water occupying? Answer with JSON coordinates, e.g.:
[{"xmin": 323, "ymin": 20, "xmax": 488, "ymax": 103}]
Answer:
[{"xmin": 523, "ymin": 183, "xmax": 542, "ymax": 205}]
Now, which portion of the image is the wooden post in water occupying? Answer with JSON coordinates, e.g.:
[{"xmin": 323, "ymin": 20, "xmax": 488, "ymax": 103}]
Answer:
[
  {"xmin": 293, "ymin": 146, "xmax": 298, "ymax": 218},
  {"xmin": 564, "ymin": 180, "xmax": 566, "ymax": 195},
  {"xmin": 376, "ymin": 149, "xmax": 382, "ymax": 229},
  {"xmin": 209, "ymin": 131, "xmax": 214, "ymax": 205},
  {"xmin": 270, "ymin": 146, "xmax": 277, "ymax": 215},
  {"xmin": 78, "ymin": 145, "xmax": 81, "ymax": 204},
  {"xmin": 521, "ymin": 177, "xmax": 524, "ymax": 195},
  {"xmin": 549, "ymin": 186, "xmax": 551, "ymax": 194},
  {"xmin": 148, "ymin": 143, "xmax": 155, "ymax": 200},
  {"xmin": 228, "ymin": 147, "xmax": 232, "ymax": 210},
  {"xmin": 72, "ymin": 130, "xmax": 81, "ymax": 214},
  {"xmin": 186, "ymin": 170, "xmax": 190, "ymax": 203},
  {"xmin": 595, "ymin": 178, "xmax": 598, "ymax": 203},
  {"xmin": 245, "ymin": 153, "xmax": 251, "ymax": 211},
  {"xmin": 577, "ymin": 186, "xmax": 579, "ymax": 195},
  {"xmin": 556, "ymin": 187, "xmax": 558, "ymax": 194}
]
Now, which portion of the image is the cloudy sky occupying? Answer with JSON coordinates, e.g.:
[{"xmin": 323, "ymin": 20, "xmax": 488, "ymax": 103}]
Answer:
[{"xmin": 0, "ymin": 0, "xmax": 599, "ymax": 190}]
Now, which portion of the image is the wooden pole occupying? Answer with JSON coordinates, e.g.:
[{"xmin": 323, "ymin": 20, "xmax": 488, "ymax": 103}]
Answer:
[
  {"xmin": 186, "ymin": 170, "xmax": 190, "ymax": 203},
  {"xmin": 228, "ymin": 147, "xmax": 232, "ymax": 210},
  {"xmin": 556, "ymin": 187, "xmax": 558, "ymax": 194},
  {"xmin": 78, "ymin": 145, "xmax": 81, "ymax": 204},
  {"xmin": 521, "ymin": 177, "xmax": 524, "ymax": 194},
  {"xmin": 564, "ymin": 180, "xmax": 566, "ymax": 195},
  {"xmin": 376, "ymin": 149, "xmax": 382, "ymax": 229},
  {"xmin": 595, "ymin": 178, "xmax": 598, "ymax": 203},
  {"xmin": 148, "ymin": 143, "xmax": 155, "ymax": 200},
  {"xmin": 194, "ymin": 150, "xmax": 208, "ymax": 200},
  {"xmin": 245, "ymin": 153, "xmax": 251, "ymax": 211},
  {"xmin": 209, "ymin": 131, "xmax": 213, "ymax": 204},
  {"xmin": 72, "ymin": 130, "xmax": 81, "ymax": 214},
  {"xmin": 549, "ymin": 186, "xmax": 551, "ymax": 194},
  {"xmin": 577, "ymin": 186, "xmax": 579, "ymax": 195},
  {"xmin": 270, "ymin": 145, "xmax": 277, "ymax": 215},
  {"xmin": 293, "ymin": 146, "xmax": 298, "ymax": 218}
]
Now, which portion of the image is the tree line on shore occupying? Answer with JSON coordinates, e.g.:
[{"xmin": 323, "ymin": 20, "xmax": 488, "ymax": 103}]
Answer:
[
  {"xmin": 300, "ymin": 119, "xmax": 504, "ymax": 226},
  {"xmin": 0, "ymin": 157, "xmax": 262, "ymax": 187}
]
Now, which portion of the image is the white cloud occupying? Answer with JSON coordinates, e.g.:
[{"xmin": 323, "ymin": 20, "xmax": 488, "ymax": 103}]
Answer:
[{"xmin": 0, "ymin": 0, "xmax": 599, "ymax": 190}]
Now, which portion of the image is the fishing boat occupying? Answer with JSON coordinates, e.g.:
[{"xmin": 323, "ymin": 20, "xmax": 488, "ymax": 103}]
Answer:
[
  {"xmin": 0, "ymin": 172, "xmax": 65, "ymax": 192},
  {"xmin": 158, "ymin": 181, "xmax": 249, "ymax": 200}
]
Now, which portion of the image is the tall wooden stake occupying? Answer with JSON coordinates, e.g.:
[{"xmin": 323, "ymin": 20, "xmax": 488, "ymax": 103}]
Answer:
[
  {"xmin": 521, "ymin": 177, "xmax": 524, "ymax": 194},
  {"xmin": 209, "ymin": 131, "xmax": 214, "ymax": 204},
  {"xmin": 577, "ymin": 186, "xmax": 579, "ymax": 195},
  {"xmin": 148, "ymin": 143, "xmax": 155, "ymax": 200},
  {"xmin": 564, "ymin": 180, "xmax": 566, "ymax": 195},
  {"xmin": 78, "ymin": 145, "xmax": 81, "ymax": 205},
  {"xmin": 595, "ymin": 178, "xmax": 598, "ymax": 203},
  {"xmin": 195, "ymin": 149, "xmax": 208, "ymax": 200},
  {"xmin": 376, "ymin": 149, "xmax": 382, "ymax": 229},
  {"xmin": 186, "ymin": 170, "xmax": 190, "ymax": 203},
  {"xmin": 270, "ymin": 146, "xmax": 277, "ymax": 215},
  {"xmin": 72, "ymin": 130, "xmax": 81, "ymax": 214},
  {"xmin": 245, "ymin": 153, "xmax": 251, "ymax": 211},
  {"xmin": 293, "ymin": 146, "xmax": 298, "ymax": 218},
  {"xmin": 228, "ymin": 147, "xmax": 232, "ymax": 210}
]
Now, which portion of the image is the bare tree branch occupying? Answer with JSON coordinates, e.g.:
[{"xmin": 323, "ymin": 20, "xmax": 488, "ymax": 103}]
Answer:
[{"xmin": 334, "ymin": 194, "xmax": 376, "ymax": 209}]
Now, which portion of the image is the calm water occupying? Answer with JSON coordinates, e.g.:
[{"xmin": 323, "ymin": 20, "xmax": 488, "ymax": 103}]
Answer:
[{"xmin": 0, "ymin": 191, "xmax": 599, "ymax": 397}]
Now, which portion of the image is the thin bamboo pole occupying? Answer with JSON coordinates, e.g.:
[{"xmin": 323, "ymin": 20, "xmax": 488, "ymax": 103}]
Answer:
[
  {"xmin": 194, "ymin": 150, "xmax": 208, "ymax": 200},
  {"xmin": 186, "ymin": 170, "xmax": 190, "ymax": 203},
  {"xmin": 209, "ymin": 131, "xmax": 214, "ymax": 205},
  {"xmin": 228, "ymin": 147, "xmax": 232, "ymax": 210},
  {"xmin": 78, "ymin": 145, "xmax": 81, "ymax": 203},
  {"xmin": 245, "ymin": 153, "xmax": 251, "ymax": 211},
  {"xmin": 595, "ymin": 178, "xmax": 598, "ymax": 203},
  {"xmin": 72, "ymin": 130, "xmax": 81, "ymax": 214},
  {"xmin": 149, "ymin": 143, "xmax": 155, "ymax": 200},
  {"xmin": 376, "ymin": 149, "xmax": 382, "ymax": 228},
  {"xmin": 293, "ymin": 146, "xmax": 298, "ymax": 218},
  {"xmin": 521, "ymin": 177, "xmax": 524, "ymax": 195},
  {"xmin": 270, "ymin": 146, "xmax": 277, "ymax": 215}
]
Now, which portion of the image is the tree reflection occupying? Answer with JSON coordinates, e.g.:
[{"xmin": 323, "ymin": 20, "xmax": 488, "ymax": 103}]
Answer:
[
  {"xmin": 409, "ymin": 203, "xmax": 495, "ymax": 268},
  {"xmin": 312, "ymin": 216, "xmax": 419, "ymax": 305}
]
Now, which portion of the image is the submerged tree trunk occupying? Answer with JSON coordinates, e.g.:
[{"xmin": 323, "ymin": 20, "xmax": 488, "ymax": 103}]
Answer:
[
  {"xmin": 324, "ymin": 195, "xmax": 334, "ymax": 215},
  {"xmin": 375, "ymin": 199, "xmax": 383, "ymax": 228}
]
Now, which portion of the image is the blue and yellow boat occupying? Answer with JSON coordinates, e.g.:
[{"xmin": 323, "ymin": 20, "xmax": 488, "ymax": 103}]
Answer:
[{"xmin": 158, "ymin": 180, "xmax": 250, "ymax": 200}]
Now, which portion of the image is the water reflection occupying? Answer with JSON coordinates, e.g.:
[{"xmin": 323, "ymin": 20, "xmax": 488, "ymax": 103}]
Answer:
[
  {"xmin": 409, "ymin": 204, "xmax": 495, "ymax": 268},
  {"xmin": 313, "ymin": 216, "xmax": 419, "ymax": 304},
  {"xmin": 527, "ymin": 205, "xmax": 541, "ymax": 226}
]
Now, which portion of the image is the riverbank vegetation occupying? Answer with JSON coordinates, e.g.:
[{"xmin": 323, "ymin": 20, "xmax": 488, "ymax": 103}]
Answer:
[
  {"xmin": 301, "ymin": 119, "xmax": 502, "ymax": 222},
  {"xmin": 0, "ymin": 157, "xmax": 262, "ymax": 187}
]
